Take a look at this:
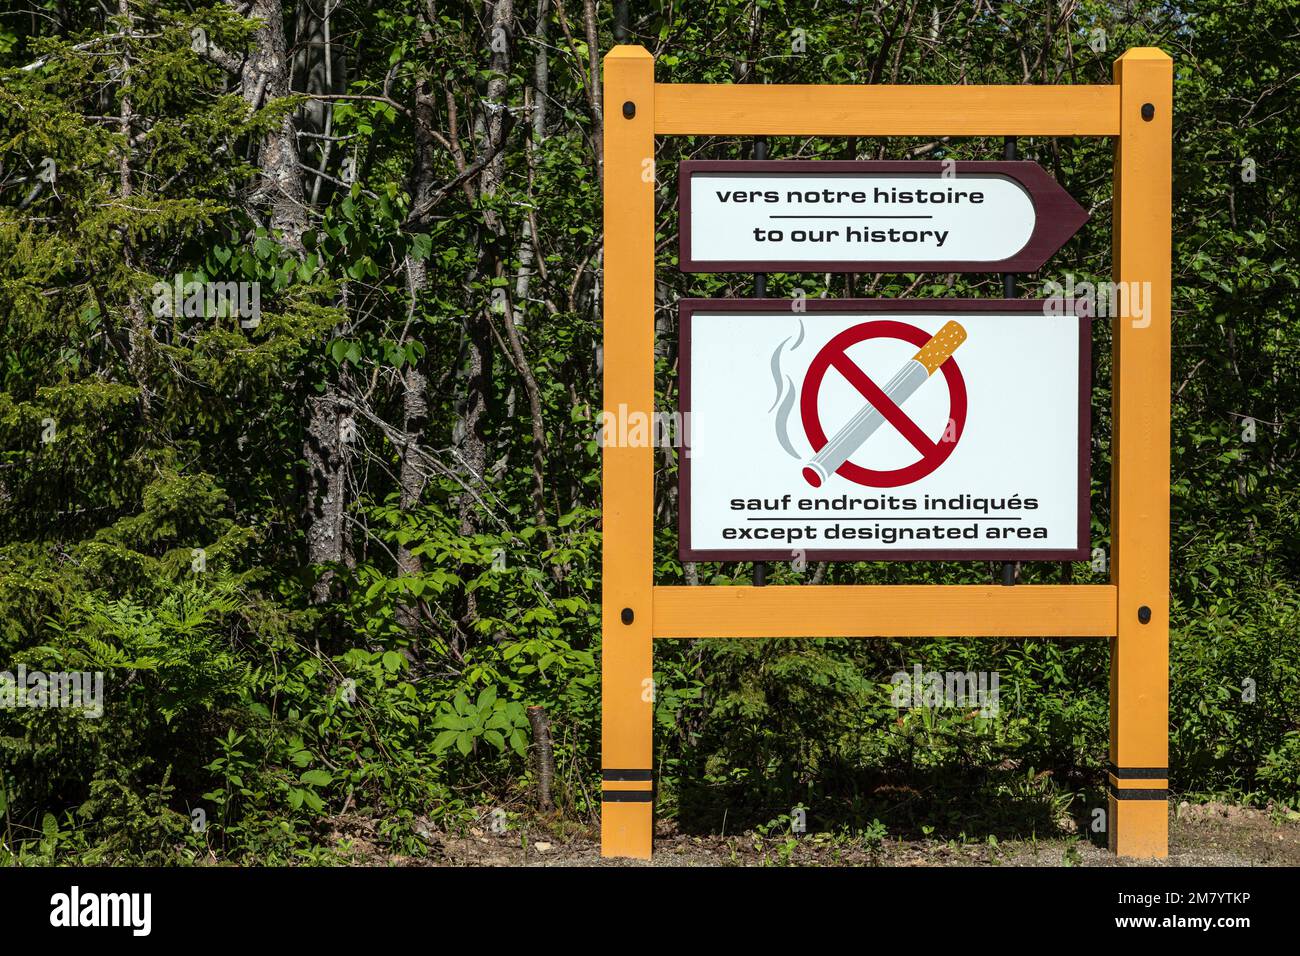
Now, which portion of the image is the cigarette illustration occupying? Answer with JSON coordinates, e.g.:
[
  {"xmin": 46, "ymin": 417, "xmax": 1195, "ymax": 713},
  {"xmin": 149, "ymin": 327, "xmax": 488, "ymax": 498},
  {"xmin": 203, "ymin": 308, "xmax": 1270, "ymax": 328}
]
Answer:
[{"xmin": 802, "ymin": 320, "xmax": 967, "ymax": 487}]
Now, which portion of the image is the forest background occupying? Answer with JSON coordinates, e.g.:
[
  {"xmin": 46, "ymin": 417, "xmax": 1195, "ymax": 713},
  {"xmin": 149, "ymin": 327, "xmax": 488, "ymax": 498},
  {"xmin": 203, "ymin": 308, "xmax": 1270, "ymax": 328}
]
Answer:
[{"xmin": 1, "ymin": 0, "xmax": 1296, "ymax": 863}]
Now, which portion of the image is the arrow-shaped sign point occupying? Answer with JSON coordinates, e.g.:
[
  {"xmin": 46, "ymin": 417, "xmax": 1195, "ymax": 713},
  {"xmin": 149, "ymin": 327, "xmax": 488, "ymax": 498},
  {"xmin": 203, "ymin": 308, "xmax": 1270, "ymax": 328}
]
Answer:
[{"xmin": 993, "ymin": 160, "xmax": 1090, "ymax": 271}]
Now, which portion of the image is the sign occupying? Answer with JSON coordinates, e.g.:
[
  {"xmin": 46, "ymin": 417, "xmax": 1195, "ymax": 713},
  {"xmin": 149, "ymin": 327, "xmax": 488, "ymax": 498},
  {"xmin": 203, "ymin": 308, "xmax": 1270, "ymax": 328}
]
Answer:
[
  {"xmin": 602, "ymin": 44, "xmax": 1173, "ymax": 862},
  {"xmin": 679, "ymin": 298, "xmax": 1091, "ymax": 561},
  {"xmin": 678, "ymin": 160, "xmax": 1088, "ymax": 273}
]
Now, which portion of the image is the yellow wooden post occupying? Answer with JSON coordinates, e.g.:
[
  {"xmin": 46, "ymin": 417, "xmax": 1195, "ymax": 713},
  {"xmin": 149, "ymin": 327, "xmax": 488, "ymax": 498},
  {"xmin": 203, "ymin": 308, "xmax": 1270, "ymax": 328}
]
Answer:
[
  {"xmin": 600, "ymin": 46, "xmax": 656, "ymax": 859},
  {"xmin": 1108, "ymin": 48, "xmax": 1173, "ymax": 857}
]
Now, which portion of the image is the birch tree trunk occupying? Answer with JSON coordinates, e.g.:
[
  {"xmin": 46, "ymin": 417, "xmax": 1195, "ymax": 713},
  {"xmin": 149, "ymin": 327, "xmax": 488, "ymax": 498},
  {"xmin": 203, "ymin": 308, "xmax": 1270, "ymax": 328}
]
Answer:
[
  {"xmin": 455, "ymin": 0, "xmax": 514, "ymax": 542},
  {"xmin": 393, "ymin": 38, "xmax": 440, "ymax": 638},
  {"xmin": 226, "ymin": 0, "xmax": 348, "ymax": 602},
  {"xmin": 228, "ymin": 0, "xmax": 309, "ymax": 249}
]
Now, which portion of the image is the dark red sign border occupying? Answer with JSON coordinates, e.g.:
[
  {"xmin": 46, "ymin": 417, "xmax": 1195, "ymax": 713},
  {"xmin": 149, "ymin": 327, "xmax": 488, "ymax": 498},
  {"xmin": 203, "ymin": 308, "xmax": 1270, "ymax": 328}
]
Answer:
[
  {"xmin": 677, "ymin": 298, "xmax": 1093, "ymax": 563},
  {"xmin": 677, "ymin": 160, "xmax": 1089, "ymax": 274}
]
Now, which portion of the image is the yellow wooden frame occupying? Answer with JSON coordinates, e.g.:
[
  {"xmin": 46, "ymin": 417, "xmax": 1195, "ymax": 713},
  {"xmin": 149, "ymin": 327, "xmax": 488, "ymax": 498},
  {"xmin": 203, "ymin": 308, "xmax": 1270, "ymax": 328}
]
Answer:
[{"xmin": 601, "ymin": 46, "xmax": 1171, "ymax": 860}]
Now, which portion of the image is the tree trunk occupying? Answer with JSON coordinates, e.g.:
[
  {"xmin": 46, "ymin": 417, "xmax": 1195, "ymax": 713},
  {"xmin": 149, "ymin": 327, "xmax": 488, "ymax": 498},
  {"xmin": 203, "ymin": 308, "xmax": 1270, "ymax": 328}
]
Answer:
[
  {"xmin": 394, "ymin": 58, "xmax": 439, "ymax": 637},
  {"xmin": 116, "ymin": 0, "xmax": 152, "ymax": 422},
  {"xmin": 304, "ymin": 391, "xmax": 347, "ymax": 603},
  {"xmin": 527, "ymin": 705, "xmax": 555, "ymax": 811},
  {"xmin": 229, "ymin": 0, "xmax": 309, "ymax": 249},
  {"xmin": 227, "ymin": 0, "xmax": 350, "ymax": 601},
  {"xmin": 394, "ymin": 359, "xmax": 429, "ymax": 635},
  {"xmin": 456, "ymin": 0, "xmax": 514, "ymax": 539},
  {"xmin": 505, "ymin": 3, "xmax": 558, "ymax": 563}
]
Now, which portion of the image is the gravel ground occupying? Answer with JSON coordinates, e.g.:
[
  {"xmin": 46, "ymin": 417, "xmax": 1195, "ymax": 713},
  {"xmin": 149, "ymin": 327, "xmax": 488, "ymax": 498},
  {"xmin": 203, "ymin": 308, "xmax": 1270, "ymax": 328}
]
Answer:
[{"xmin": 337, "ymin": 801, "xmax": 1300, "ymax": 867}]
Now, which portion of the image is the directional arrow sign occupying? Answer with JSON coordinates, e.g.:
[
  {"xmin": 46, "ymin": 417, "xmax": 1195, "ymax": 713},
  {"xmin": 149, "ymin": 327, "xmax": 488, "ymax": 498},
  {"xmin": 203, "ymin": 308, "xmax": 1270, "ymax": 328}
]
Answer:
[{"xmin": 678, "ymin": 160, "xmax": 1088, "ymax": 273}]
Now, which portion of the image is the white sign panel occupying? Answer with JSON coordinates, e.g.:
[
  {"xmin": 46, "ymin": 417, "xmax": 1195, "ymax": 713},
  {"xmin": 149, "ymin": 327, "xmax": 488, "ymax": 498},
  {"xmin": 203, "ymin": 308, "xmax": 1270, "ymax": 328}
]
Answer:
[
  {"xmin": 679, "ymin": 300, "xmax": 1090, "ymax": 561},
  {"xmin": 678, "ymin": 160, "xmax": 1088, "ymax": 273}
]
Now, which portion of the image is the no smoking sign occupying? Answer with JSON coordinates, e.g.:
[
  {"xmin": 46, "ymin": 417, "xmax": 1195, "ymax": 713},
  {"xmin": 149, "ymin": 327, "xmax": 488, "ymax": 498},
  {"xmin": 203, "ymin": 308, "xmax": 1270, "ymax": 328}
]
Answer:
[
  {"xmin": 679, "ymin": 299, "xmax": 1091, "ymax": 561},
  {"xmin": 800, "ymin": 319, "xmax": 968, "ymax": 489}
]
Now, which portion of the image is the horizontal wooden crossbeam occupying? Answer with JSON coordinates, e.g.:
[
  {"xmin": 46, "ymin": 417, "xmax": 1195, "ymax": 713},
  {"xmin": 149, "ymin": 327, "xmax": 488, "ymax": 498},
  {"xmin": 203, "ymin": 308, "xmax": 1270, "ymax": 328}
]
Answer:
[
  {"xmin": 652, "ymin": 584, "xmax": 1117, "ymax": 638},
  {"xmin": 654, "ymin": 84, "xmax": 1120, "ymax": 137}
]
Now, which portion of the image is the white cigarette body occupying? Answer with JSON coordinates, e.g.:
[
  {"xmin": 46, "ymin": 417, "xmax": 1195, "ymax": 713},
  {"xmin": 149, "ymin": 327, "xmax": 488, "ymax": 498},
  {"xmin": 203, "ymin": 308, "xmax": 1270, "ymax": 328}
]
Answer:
[
  {"xmin": 802, "ymin": 320, "xmax": 968, "ymax": 488},
  {"xmin": 802, "ymin": 360, "xmax": 928, "ymax": 487}
]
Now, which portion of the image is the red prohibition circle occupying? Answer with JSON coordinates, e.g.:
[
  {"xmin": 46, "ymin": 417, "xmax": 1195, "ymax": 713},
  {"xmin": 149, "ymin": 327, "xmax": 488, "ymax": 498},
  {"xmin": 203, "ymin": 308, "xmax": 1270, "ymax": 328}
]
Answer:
[{"xmin": 800, "ymin": 320, "xmax": 967, "ymax": 488}]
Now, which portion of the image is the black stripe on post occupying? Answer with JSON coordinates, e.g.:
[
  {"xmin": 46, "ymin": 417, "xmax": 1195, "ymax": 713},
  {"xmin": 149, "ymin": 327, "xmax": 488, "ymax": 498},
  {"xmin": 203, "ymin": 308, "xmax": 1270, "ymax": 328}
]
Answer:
[
  {"xmin": 1108, "ymin": 765, "xmax": 1168, "ymax": 779},
  {"xmin": 602, "ymin": 768, "xmax": 654, "ymax": 781},
  {"xmin": 1108, "ymin": 787, "xmax": 1168, "ymax": 801},
  {"xmin": 602, "ymin": 790, "xmax": 655, "ymax": 803}
]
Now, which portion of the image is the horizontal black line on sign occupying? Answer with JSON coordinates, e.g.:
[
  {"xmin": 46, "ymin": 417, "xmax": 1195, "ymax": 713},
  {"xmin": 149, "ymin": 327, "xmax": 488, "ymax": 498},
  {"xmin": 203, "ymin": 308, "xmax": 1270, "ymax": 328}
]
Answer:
[
  {"xmin": 744, "ymin": 516, "xmax": 1023, "ymax": 521},
  {"xmin": 1108, "ymin": 788, "xmax": 1168, "ymax": 801},
  {"xmin": 767, "ymin": 214, "xmax": 936, "ymax": 220},
  {"xmin": 1108, "ymin": 765, "xmax": 1169, "ymax": 779},
  {"xmin": 602, "ymin": 791, "xmax": 655, "ymax": 803},
  {"xmin": 602, "ymin": 769, "xmax": 654, "ymax": 781}
]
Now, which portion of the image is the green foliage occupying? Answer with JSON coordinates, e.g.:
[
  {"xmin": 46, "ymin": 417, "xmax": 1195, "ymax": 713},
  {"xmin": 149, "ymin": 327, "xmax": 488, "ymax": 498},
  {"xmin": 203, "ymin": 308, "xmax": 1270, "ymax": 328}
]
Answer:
[
  {"xmin": 0, "ymin": 0, "xmax": 1297, "ymax": 865},
  {"xmin": 432, "ymin": 687, "xmax": 530, "ymax": 758}
]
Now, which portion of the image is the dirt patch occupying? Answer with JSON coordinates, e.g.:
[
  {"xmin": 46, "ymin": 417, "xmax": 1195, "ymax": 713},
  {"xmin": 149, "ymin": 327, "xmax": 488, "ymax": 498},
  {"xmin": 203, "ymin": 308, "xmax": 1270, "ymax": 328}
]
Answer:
[
  {"xmin": 356, "ymin": 801, "xmax": 1300, "ymax": 867},
  {"xmin": 1166, "ymin": 800, "xmax": 1300, "ymax": 866}
]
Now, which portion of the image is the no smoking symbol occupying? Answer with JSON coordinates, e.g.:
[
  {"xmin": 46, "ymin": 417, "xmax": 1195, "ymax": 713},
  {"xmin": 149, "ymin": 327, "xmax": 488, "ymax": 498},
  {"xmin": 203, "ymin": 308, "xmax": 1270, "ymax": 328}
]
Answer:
[{"xmin": 799, "ymin": 320, "xmax": 968, "ymax": 488}]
